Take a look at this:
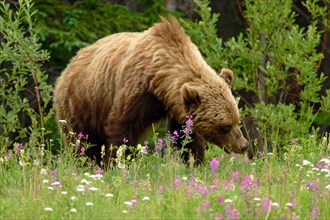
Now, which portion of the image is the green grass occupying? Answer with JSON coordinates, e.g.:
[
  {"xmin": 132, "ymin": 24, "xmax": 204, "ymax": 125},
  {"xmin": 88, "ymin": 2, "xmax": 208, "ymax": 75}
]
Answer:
[{"xmin": 0, "ymin": 134, "xmax": 329, "ymax": 219}]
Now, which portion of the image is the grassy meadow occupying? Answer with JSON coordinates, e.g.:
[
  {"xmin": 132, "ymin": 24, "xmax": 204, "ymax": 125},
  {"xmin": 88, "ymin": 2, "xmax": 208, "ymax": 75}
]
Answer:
[{"xmin": 0, "ymin": 131, "xmax": 329, "ymax": 220}]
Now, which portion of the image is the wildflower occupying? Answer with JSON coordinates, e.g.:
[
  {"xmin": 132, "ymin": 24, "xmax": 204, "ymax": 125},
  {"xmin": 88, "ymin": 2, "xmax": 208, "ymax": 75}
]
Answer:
[
  {"xmin": 217, "ymin": 195, "xmax": 224, "ymax": 204},
  {"xmin": 95, "ymin": 168, "xmax": 103, "ymax": 175},
  {"xmin": 224, "ymin": 199, "xmax": 233, "ymax": 203},
  {"xmin": 262, "ymin": 198, "xmax": 270, "ymax": 211},
  {"xmin": 81, "ymin": 179, "xmax": 90, "ymax": 185},
  {"xmin": 89, "ymin": 187, "xmax": 98, "ymax": 191},
  {"xmin": 232, "ymin": 171, "xmax": 240, "ymax": 181},
  {"xmin": 130, "ymin": 195, "xmax": 138, "ymax": 208},
  {"xmin": 123, "ymin": 138, "xmax": 128, "ymax": 144},
  {"xmin": 44, "ymin": 207, "xmax": 53, "ymax": 212},
  {"xmin": 15, "ymin": 143, "xmax": 22, "ymax": 154},
  {"xmin": 203, "ymin": 200, "xmax": 210, "ymax": 210},
  {"xmin": 222, "ymin": 180, "xmax": 235, "ymax": 191},
  {"xmin": 48, "ymin": 187, "xmax": 54, "ymax": 191},
  {"xmin": 42, "ymin": 180, "xmax": 49, "ymax": 184},
  {"xmin": 254, "ymin": 197, "xmax": 261, "ymax": 202},
  {"xmin": 51, "ymin": 181, "xmax": 61, "ymax": 186},
  {"xmin": 182, "ymin": 115, "xmax": 194, "ymax": 135},
  {"xmin": 326, "ymin": 185, "xmax": 330, "ymax": 191},
  {"xmin": 142, "ymin": 196, "xmax": 150, "ymax": 201},
  {"xmin": 306, "ymin": 180, "xmax": 320, "ymax": 191},
  {"xmin": 86, "ymin": 202, "xmax": 93, "ymax": 206},
  {"xmin": 315, "ymin": 161, "xmax": 323, "ymax": 169},
  {"xmin": 213, "ymin": 212, "xmax": 223, "ymax": 220},
  {"xmin": 271, "ymin": 202, "xmax": 280, "ymax": 209},
  {"xmin": 118, "ymin": 161, "xmax": 125, "ymax": 169},
  {"xmin": 77, "ymin": 132, "xmax": 86, "ymax": 139},
  {"xmin": 258, "ymin": 151, "xmax": 265, "ymax": 157},
  {"xmin": 5, "ymin": 153, "xmax": 11, "ymax": 160},
  {"xmin": 230, "ymin": 209, "xmax": 240, "ymax": 219},
  {"xmin": 40, "ymin": 169, "xmax": 47, "ymax": 175},
  {"xmin": 173, "ymin": 130, "xmax": 179, "ymax": 138},
  {"xmin": 70, "ymin": 208, "xmax": 77, "ymax": 213},
  {"xmin": 285, "ymin": 203, "xmax": 293, "ymax": 207},
  {"xmin": 19, "ymin": 160, "xmax": 26, "ymax": 167},
  {"xmin": 105, "ymin": 193, "xmax": 114, "ymax": 197},
  {"xmin": 196, "ymin": 185, "xmax": 208, "ymax": 196},
  {"xmin": 61, "ymin": 191, "xmax": 68, "ymax": 195},
  {"xmin": 122, "ymin": 210, "xmax": 128, "ymax": 214},
  {"xmin": 240, "ymin": 175, "xmax": 259, "ymax": 193},
  {"xmin": 185, "ymin": 115, "xmax": 194, "ymax": 127},
  {"xmin": 124, "ymin": 201, "xmax": 133, "ymax": 207},
  {"xmin": 158, "ymin": 185, "xmax": 164, "ymax": 193},
  {"xmin": 155, "ymin": 138, "xmax": 163, "ymax": 152},
  {"xmin": 210, "ymin": 158, "xmax": 219, "ymax": 172},
  {"xmin": 267, "ymin": 152, "xmax": 274, "ymax": 156},
  {"xmin": 309, "ymin": 208, "xmax": 319, "ymax": 219},
  {"xmin": 182, "ymin": 176, "xmax": 188, "ymax": 181},
  {"xmin": 303, "ymin": 160, "xmax": 313, "ymax": 167},
  {"xmin": 243, "ymin": 156, "xmax": 250, "ymax": 162},
  {"xmin": 173, "ymin": 177, "xmax": 181, "ymax": 189},
  {"xmin": 80, "ymin": 147, "xmax": 85, "ymax": 155},
  {"xmin": 70, "ymin": 196, "xmax": 77, "ymax": 200}
]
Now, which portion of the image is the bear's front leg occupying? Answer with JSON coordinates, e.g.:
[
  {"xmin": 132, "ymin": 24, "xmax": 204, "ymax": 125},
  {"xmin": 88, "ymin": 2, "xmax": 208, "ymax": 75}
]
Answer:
[{"xmin": 168, "ymin": 118, "xmax": 205, "ymax": 165}]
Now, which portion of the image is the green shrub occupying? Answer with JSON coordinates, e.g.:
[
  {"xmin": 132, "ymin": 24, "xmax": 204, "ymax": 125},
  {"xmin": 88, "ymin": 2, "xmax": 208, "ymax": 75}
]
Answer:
[
  {"xmin": 182, "ymin": 0, "xmax": 330, "ymax": 155},
  {"xmin": 0, "ymin": 0, "xmax": 53, "ymax": 150}
]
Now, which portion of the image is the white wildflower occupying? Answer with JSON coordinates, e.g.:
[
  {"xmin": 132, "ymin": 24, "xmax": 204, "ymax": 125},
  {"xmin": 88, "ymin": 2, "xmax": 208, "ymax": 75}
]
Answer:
[
  {"xmin": 70, "ymin": 208, "xmax": 77, "ymax": 213},
  {"xmin": 42, "ymin": 179, "xmax": 49, "ymax": 184},
  {"xmin": 320, "ymin": 158, "xmax": 330, "ymax": 165},
  {"xmin": 70, "ymin": 196, "xmax": 77, "ymax": 200},
  {"xmin": 86, "ymin": 202, "xmax": 93, "ymax": 206},
  {"xmin": 253, "ymin": 197, "xmax": 261, "ymax": 201},
  {"xmin": 182, "ymin": 176, "xmax": 188, "ymax": 181},
  {"xmin": 105, "ymin": 193, "xmax": 114, "ymax": 197},
  {"xmin": 224, "ymin": 199, "xmax": 233, "ymax": 203},
  {"xmin": 51, "ymin": 181, "xmax": 61, "ymax": 186},
  {"xmin": 61, "ymin": 191, "xmax": 68, "ymax": 195},
  {"xmin": 142, "ymin": 196, "xmax": 150, "ymax": 201},
  {"xmin": 122, "ymin": 210, "xmax": 128, "ymax": 214},
  {"xmin": 326, "ymin": 185, "xmax": 330, "ymax": 191},
  {"xmin": 84, "ymin": 172, "xmax": 90, "ymax": 177},
  {"xmin": 40, "ymin": 169, "xmax": 47, "ymax": 175},
  {"xmin": 272, "ymin": 202, "xmax": 280, "ymax": 208},
  {"xmin": 81, "ymin": 179, "xmax": 90, "ymax": 185},
  {"xmin": 302, "ymin": 160, "xmax": 313, "ymax": 167},
  {"xmin": 118, "ymin": 161, "xmax": 125, "ymax": 169},
  {"xmin": 89, "ymin": 187, "xmax": 98, "ymax": 191},
  {"xmin": 48, "ymin": 186, "xmax": 54, "ymax": 191},
  {"xmin": 44, "ymin": 207, "xmax": 53, "ymax": 212},
  {"xmin": 124, "ymin": 201, "xmax": 133, "ymax": 207}
]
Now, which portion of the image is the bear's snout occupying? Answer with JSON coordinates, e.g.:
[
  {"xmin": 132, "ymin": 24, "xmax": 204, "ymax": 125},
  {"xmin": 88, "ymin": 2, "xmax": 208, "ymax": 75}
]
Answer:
[{"xmin": 240, "ymin": 139, "xmax": 249, "ymax": 152}]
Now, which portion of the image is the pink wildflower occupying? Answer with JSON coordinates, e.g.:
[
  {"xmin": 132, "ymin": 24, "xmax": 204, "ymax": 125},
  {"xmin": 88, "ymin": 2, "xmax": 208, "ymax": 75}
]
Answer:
[
  {"xmin": 80, "ymin": 147, "xmax": 85, "ymax": 155},
  {"xmin": 15, "ymin": 143, "xmax": 22, "ymax": 154},
  {"xmin": 210, "ymin": 158, "xmax": 219, "ymax": 172},
  {"xmin": 230, "ymin": 209, "xmax": 240, "ymax": 219},
  {"xmin": 123, "ymin": 138, "xmax": 128, "ymax": 144},
  {"xmin": 222, "ymin": 180, "xmax": 235, "ymax": 191},
  {"xmin": 129, "ymin": 195, "xmax": 138, "ymax": 208},
  {"xmin": 203, "ymin": 200, "xmax": 210, "ymax": 210},
  {"xmin": 232, "ymin": 171, "xmax": 240, "ymax": 181},
  {"xmin": 217, "ymin": 195, "xmax": 224, "ymax": 204},
  {"xmin": 95, "ymin": 168, "xmax": 103, "ymax": 174},
  {"xmin": 258, "ymin": 151, "xmax": 265, "ymax": 157},
  {"xmin": 262, "ymin": 198, "xmax": 270, "ymax": 211},
  {"xmin": 5, "ymin": 153, "xmax": 11, "ymax": 160},
  {"xmin": 309, "ymin": 208, "xmax": 319, "ymax": 219},
  {"xmin": 213, "ymin": 212, "xmax": 223, "ymax": 220},
  {"xmin": 77, "ymin": 132, "xmax": 86, "ymax": 139}
]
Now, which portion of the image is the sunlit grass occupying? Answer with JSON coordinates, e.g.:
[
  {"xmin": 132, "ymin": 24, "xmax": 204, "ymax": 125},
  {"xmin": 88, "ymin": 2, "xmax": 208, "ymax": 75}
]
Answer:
[{"xmin": 0, "ymin": 134, "xmax": 329, "ymax": 219}]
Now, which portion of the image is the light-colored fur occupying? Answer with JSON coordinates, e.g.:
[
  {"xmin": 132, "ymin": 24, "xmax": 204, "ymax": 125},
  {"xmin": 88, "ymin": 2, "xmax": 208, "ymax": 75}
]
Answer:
[{"xmin": 54, "ymin": 17, "xmax": 248, "ymax": 165}]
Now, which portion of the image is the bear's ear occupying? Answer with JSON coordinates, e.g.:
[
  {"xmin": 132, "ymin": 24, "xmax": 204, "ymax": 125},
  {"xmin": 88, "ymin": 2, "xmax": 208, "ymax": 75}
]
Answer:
[
  {"xmin": 181, "ymin": 84, "xmax": 201, "ymax": 112},
  {"xmin": 220, "ymin": 68, "xmax": 234, "ymax": 87}
]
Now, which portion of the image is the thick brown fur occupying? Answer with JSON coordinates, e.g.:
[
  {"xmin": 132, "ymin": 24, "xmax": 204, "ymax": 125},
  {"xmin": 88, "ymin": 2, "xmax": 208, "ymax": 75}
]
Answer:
[{"xmin": 53, "ymin": 17, "xmax": 248, "ymax": 166}]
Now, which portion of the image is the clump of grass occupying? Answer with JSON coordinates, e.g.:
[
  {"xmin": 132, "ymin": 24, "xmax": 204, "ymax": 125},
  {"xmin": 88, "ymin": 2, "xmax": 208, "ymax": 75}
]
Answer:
[{"xmin": 1, "ymin": 129, "xmax": 329, "ymax": 219}]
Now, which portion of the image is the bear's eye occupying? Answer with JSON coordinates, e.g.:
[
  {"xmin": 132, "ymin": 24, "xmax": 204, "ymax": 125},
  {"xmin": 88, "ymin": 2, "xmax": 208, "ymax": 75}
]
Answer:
[{"xmin": 220, "ymin": 125, "xmax": 232, "ymax": 134}]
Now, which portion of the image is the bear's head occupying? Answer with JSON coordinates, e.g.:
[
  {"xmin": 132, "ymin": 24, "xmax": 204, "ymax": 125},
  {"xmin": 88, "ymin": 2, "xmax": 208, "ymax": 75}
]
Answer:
[{"xmin": 181, "ymin": 68, "xmax": 249, "ymax": 154}]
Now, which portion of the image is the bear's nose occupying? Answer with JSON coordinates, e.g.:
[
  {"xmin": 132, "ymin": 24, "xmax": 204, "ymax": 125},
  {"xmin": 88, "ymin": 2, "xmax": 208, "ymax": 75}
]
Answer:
[{"xmin": 241, "ymin": 142, "xmax": 249, "ymax": 152}]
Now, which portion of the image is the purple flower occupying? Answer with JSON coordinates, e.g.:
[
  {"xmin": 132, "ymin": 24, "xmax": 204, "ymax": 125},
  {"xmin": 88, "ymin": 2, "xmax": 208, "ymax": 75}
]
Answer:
[
  {"xmin": 95, "ymin": 168, "xmax": 103, "ymax": 174},
  {"xmin": 15, "ymin": 143, "xmax": 22, "ymax": 154},
  {"xmin": 182, "ymin": 115, "xmax": 194, "ymax": 135},
  {"xmin": 230, "ymin": 209, "xmax": 240, "ymax": 219},
  {"xmin": 203, "ymin": 200, "xmax": 210, "ymax": 210},
  {"xmin": 144, "ymin": 140, "xmax": 149, "ymax": 146},
  {"xmin": 315, "ymin": 161, "xmax": 323, "ymax": 169},
  {"xmin": 240, "ymin": 175, "xmax": 259, "ymax": 193},
  {"xmin": 185, "ymin": 115, "xmax": 194, "ymax": 127},
  {"xmin": 262, "ymin": 198, "xmax": 270, "ymax": 211},
  {"xmin": 243, "ymin": 156, "xmax": 250, "ymax": 162},
  {"xmin": 217, "ymin": 195, "xmax": 224, "ymax": 204},
  {"xmin": 173, "ymin": 177, "xmax": 181, "ymax": 189},
  {"xmin": 210, "ymin": 158, "xmax": 219, "ymax": 172},
  {"xmin": 155, "ymin": 138, "xmax": 163, "ymax": 152},
  {"xmin": 222, "ymin": 180, "xmax": 235, "ymax": 191},
  {"xmin": 123, "ymin": 138, "xmax": 128, "ymax": 144},
  {"xmin": 173, "ymin": 130, "xmax": 179, "ymax": 137},
  {"xmin": 77, "ymin": 132, "xmax": 86, "ymax": 139},
  {"xmin": 232, "ymin": 171, "xmax": 240, "ymax": 181},
  {"xmin": 158, "ymin": 185, "xmax": 164, "ymax": 193},
  {"xmin": 309, "ymin": 208, "xmax": 319, "ymax": 219},
  {"xmin": 5, "ymin": 153, "xmax": 11, "ymax": 160},
  {"xmin": 213, "ymin": 212, "xmax": 223, "ymax": 220},
  {"xmin": 306, "ymin": 181, "xmax": 320, "ymax": 191},
  {"xmin": 80, "ymin": 147, "xmax": 85, "ymax": 155},
  {"xmin": 196, "ymin": 185, "xmax": 208, "ymax": 196},
  {"xmin": 129, "ymin": 195, "xmax": 138, "ymax": 208},
  {"xmin": 258, "ymin": 151, "xmax": 265, "ymax": 157}
]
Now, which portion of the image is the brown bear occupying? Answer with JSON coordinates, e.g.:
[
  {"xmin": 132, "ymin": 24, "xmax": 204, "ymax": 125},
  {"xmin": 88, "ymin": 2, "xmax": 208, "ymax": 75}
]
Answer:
[{"xmin": 53, "ymin": 17, "xmax": 249, "ymax": 166}]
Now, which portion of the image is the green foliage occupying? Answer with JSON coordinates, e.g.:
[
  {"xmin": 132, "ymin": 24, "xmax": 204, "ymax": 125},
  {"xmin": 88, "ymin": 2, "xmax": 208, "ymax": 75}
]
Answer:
[
  {"xmin": 0, "ymin": 0, "xmax": 53, "ymax": 149},
  {"xmin": 33, "ymin": 0, "xmax": 168, "ymax": 68},
  {"xmin": 182, "ymin": 0, "xmax": 330, "ymax": 152}
]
